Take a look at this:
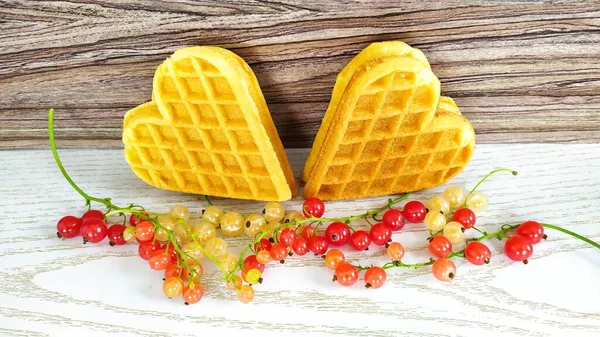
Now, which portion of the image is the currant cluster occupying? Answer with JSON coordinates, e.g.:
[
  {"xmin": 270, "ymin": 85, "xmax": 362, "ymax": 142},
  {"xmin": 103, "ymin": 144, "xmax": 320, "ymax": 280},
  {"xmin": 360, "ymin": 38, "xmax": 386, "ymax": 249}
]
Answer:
[
  {"xmin": 505, "ymin": 220, "xmax": 546, "ymax": 263},
  {"xmin": 302, "ymin": 170, "xmax": 598, "ymax": 287},
  {"xmin": 57, "ymin": 204, "xmax": 208, "ymax": 304}
]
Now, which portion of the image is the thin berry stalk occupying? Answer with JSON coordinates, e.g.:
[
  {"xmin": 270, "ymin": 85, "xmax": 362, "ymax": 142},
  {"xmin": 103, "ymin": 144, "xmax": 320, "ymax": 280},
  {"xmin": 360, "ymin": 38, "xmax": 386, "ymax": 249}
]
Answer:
[
  {"xmin": 541, "ymin": 223, "xmax": 600, "ymax": 249},
  {"xmin": 177, "ymin": 219, "xmax": 228, "ymax": 277},
  {"xmin": 462, "ymin": 168, "xmax": 517, "ymax": 207},
  {"xmin": 49, "ymin": 109, "xmax": 117, "ymax": 210}
]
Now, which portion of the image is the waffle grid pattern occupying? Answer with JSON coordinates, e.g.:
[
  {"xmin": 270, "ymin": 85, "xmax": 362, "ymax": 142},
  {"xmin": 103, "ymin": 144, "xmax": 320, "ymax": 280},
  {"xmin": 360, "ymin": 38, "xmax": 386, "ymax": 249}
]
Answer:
[
  {"xmin": 316, "ymin": 69, "xmax": 471, "ymax": 200},
  {"xmin": 125, "ymin": 56, "xmax": 284, "ymax": 201}
]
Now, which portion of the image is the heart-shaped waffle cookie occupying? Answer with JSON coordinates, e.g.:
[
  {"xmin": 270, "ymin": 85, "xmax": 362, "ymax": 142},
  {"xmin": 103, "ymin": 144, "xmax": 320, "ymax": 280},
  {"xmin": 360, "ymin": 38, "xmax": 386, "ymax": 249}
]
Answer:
[
  {"xmin": 122, "ymin": 46, "xmax": 297, "ymax": 201},
  {"xmin": 302, "ymin": 41, "xmax": 475, "ymax": 201}
]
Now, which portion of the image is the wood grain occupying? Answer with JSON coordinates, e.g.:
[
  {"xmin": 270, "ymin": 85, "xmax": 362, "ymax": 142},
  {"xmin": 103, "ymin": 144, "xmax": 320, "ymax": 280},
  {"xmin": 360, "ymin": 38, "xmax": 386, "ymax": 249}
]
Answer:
[
  {"xmin": 1, "ymin": 1, "xmax": 600, "ymax": 149},
  {"xmin": 0, "ymin": 144, "xmax": 600, "ymax": 336}
]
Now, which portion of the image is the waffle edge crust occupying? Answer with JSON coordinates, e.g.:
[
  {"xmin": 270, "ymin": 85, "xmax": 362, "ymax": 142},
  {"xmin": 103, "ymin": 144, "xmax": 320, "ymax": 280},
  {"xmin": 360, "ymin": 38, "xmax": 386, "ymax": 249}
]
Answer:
[
  {"xmin": 302, "ymin": 41, "xmax": 475, "ymax": 201},
  {"xmin": 122, "ymin": 46, "xmax": 297, "ymax": 201}
]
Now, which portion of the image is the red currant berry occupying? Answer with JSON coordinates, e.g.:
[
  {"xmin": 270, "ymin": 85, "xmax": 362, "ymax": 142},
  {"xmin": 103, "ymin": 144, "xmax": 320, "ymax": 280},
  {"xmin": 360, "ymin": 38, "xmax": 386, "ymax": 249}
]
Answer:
[
  {"xmin": 464, "ymin": 241, "xmax": 491, "ymax": 265},
  {"xmin": 452, "ymin": 208, "xmax": 476, "ymax": 229},
  {"xmin": 107, "ymin": 224, "xmax": 127, "ymax": 246},
  {"xmin": 129, "ymin": 214, "xmax": 139, "ymax": 226},
  {"xmin": 183, "ymin": 284, "xmax": 204, "ymax": 305},
  {"xmin": 324, "ymin": 249, "xmax": 345, "ymax": 270},
  {"xmin": 308, "ymin": 235, "xmax": 329, "ymax": 255},
  {"xmin": 349, "ymin": 230, "xmax": 371, "ymax": 251},
  {"xmin": 256, "ymin": 250, "xmax": 271, "ymax": 264},
  {"xmin": 369, "ymin": 223, "xmax": 392, "ymax": 246},
  {"xmin": 517, "ymin": 221, "xmax": 546, "ymax": 244},
  {"xmin": 254, "ymin": 238, "xmax": 272, "ymax": 252},
  {"xmin": 428, "ymin": 235, "xmax": 452, "ymax": 258},
  {"xmin": 292, "ymin": 236, "xmax": 309, "ymax": 256},
  {"xmin": 243, "ymin": 254, "xmax": 265, "ymax": 273},
  {"xmin": 325, "ymin": 222, "xmax": 351, "ymax": 247},
  {"xmin": 402, "ymin": 201, "xmax": 426, "ymax": 223},
  {"xmin": 161, "ymin": 243, "xmax": 179, "ymax": 264},
  {"xmin": 504, "ymin": 235, "xmax": 533, "ymax": 263},
  {"xmin": 386, "ymin": 242, "xmax": 405, "ymax": 261},
  {"xmin": 164, "ymin": 264, "xmax": 181, "ymax": 279},
  {"xmin": 148, "ymin": 249, "xmax": 171, "ymax": 270},
  {"xmin": 163, "ymin": 276, "xmax": 184, "ymax": 298},
  {"xmin": 364, "ymin": 266, "xmax": 386, "ymax": 289},
  {"xmin": 56, "ymin": 215, "xmax": 82, "ymax": 239},
  {"xmin": 432, "ymin": 258, "xmax": 456, "ymax": 282},
  {"xmin": 80, "ymin": 218, "xmax": 108, "ymax": 244},
  {"xmin": 130, "ymin": 212, "xmax": 150, "ymax": 226},
  {"xmin": 164, "ymin": 263, "xmax": 198, "ymax": 282},
  {"xmin": 279, "ymin": 228, "xmax": 297, "ymax": 247},
  {"xmin": 226, "ymin": 275, "xmax": 242, "ymax": 291},
  {"xmin": 303, "ymin": 197, "xmax": 325, "ymax": 218},
  {"xmin": 301, "ymin": 225, "xmax": 316, "ymax": 240},
  {"xmin": 334, "ymin": 263, "xmax": 358, "ymax": 287},
  {"xmin": 270, "ymin": 243, "xmax": 288, "ymax": 262},
  {"xmin": 136, "ymin": 221, "xmax": 155, "ymax": 242},
  {"xmin": 138, "ymin": 240, "xmax": 161, "ymax": 260},
  {"xmin": 81, "ymin": 209, "xmax": 105, "ymax": 224},
  {"xmin": 382, "ymin": 209, "xmax": 405, "ymax": 231}
]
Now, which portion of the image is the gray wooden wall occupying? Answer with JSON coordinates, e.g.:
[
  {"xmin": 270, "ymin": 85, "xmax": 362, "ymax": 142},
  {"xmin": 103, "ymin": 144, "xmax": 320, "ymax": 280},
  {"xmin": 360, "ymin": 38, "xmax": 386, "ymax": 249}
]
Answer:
[{"xmin": 1, "ymin": 0, "xmax": 599, "ymax": 148}]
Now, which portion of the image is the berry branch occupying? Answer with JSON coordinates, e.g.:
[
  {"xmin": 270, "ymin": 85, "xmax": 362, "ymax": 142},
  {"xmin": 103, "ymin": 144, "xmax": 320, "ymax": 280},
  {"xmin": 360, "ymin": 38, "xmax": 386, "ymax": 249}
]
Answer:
[
  {"xmin": 540, "ymin": 223, "xmax": 600, "ymax": 249},
  {"xmin": 49, "ymin": 109, "xmax": 117, "ymax": 211},
  {"xmin": 463, "ymin": 168, "xmax": 517, "ymax": 206}
]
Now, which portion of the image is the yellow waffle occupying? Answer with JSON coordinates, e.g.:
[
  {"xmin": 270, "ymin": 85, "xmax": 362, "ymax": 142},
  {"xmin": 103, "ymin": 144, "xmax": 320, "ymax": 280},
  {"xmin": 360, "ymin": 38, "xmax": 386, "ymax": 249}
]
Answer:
[
  {"xmin": 122, "ymin": 46, "xmax": 297, "ymax": 201},
  {"xmin": 301, "ymin": 41, "xmax": 430, "ymax": 182},
  {"xmin": 302, "ymin": 42, "xmax": 475, "ymax": 201}
]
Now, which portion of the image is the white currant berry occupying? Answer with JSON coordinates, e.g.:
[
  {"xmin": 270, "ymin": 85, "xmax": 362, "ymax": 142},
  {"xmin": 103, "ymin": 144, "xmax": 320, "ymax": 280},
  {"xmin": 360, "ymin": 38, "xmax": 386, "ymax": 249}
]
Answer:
[
  {"xmin": 283, "ymin": 211, "xmax": 305, "ymax": 224},
  {"xmin": 244, "ymin": 213, "xmax": 267, "ymax": 237},
  {"xmin": 192, "ymin": 221, "xmax": 216, "ymax": 243},
  {"xmin": 427, "ymin": 195, "xmax": 450, "ymax": 215},
  {"xmin": 220, "ymin": 211, "xmax": 244, "ymax": 237},
  {"xmin": 444, "ymin": 186, "xmax": 467, "ymax": 208},
  {"xmin": 466, "ymin": 192, "xmax": 489, "ymax": 213},
  {"xmin": 202, "ymin": 206, "xmax": 223, "ymax": 226},
  {"xmin": 182, "ymin": 242, "xmax": 203, "ymax": 263},
  {"xmin": 424, "ymin": 211, "xmax": 447, "ymax": 233},
  {"xmin": 220, "ymin": 252, "xmax": 239, "ymax": 272},
  {"xmin": 263, "ymin": 202, "xmax": 285, "ymax": 223},
  {"xmin": 205, "ymin": 237, "xmax": 227, "ymax": 258},
  {"xmin": 170, "ymin": 204, "xmax": 190, "ymax": 222},
  {"xmin": 443, "ymin": 221, "xmax": 465, "ymax": 244}
]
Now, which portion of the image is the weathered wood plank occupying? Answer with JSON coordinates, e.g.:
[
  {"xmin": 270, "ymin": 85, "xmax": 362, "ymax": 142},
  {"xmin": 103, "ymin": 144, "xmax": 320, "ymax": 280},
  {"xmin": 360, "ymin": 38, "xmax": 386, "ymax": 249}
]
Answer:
[{"xmin": 1, "ymin": 1, "xmax": 599, "ymax": 148}]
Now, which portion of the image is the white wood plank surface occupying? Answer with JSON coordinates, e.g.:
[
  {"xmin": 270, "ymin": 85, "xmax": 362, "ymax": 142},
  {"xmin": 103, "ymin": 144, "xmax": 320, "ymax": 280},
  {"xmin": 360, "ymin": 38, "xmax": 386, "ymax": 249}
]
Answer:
[{"xmin": 0, "ymin": 144, "xmax": 599, "ymax": 337}]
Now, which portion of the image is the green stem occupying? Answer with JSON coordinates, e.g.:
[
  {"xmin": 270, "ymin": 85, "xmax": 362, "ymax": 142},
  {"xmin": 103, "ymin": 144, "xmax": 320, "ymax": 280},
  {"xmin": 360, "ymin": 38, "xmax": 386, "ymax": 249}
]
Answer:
[
  {"xmin": 356, "ymin": 221, "xmax": 600, "ymax": 272},
  {"xmin": 227, "ymin": 221, "xmax": 291, "ymax": 281},
  {"xmin": 541, "ymin": 223, "xmax": 600, "ymax": 249},
  {"xmin": 449, "ymin": 225, "xmax": 518, "ymax": 259},
  {"xmin": 296, "ymin": 194, "xmax": 411, "ymax": 227},
  {"xmin": 356, "ymin": 259, "xmax": 435, "ymax": 271},
  {"xmin": 463, "ymin": 168, "xmax": 517, "ymax": 207},
  {"xmin": 223, "ymin": 194, "xmax": 413, "ymax": 280},
  {"xmin": 107, "ymin": 208, "xmax": 168, "ymax": 218},
  {"xmin": 472, "ymin": 226, "xmax": 487, "ymax": 236},
  {"xmin": 48, "ymin": 109, "xmax": 114, "ymax": 209},
  {"xmin": 385, "ymin": 259, "xmax": 434, "ymax": 270},
  {"xmin": 355, "ymin": 225, "xmax": 519, "ymax": 271},
  {"xmin": 205, "ymin": 196, "xmax": 213, "ymax": 206}
]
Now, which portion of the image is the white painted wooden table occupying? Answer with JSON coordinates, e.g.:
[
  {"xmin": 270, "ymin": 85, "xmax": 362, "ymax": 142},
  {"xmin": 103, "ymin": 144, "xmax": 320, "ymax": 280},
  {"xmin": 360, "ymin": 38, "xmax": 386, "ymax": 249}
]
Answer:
[{"xmin": 1, "ymin": 144, "xmax": 599, "ymax": 337}]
